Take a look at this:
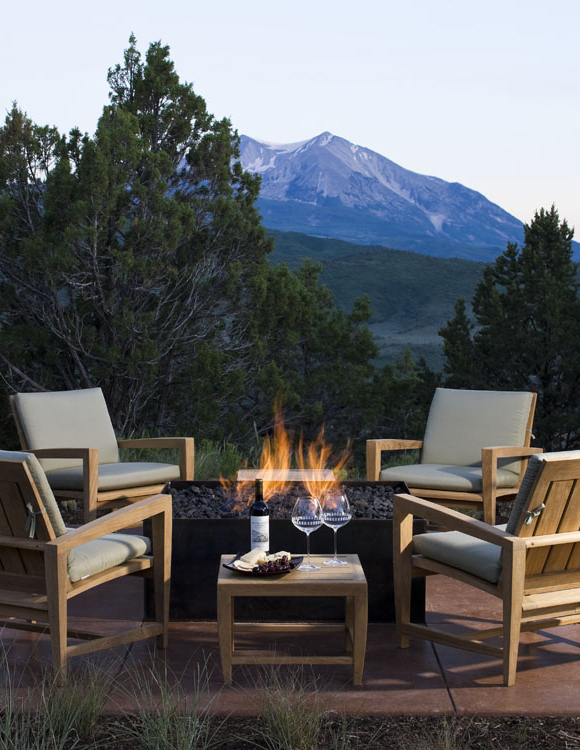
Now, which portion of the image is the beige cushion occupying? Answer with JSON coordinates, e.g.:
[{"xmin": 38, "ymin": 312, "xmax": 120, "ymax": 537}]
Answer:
[
  {"xmin": 421, "ymin": 388, "xmax": 534, "ymax": 474},
  {"xmin": 68, "ymin": 532, "xmax": 151, "ymax": 583},
  {"xmin": 506, "ymin": 450, "xmax": 580, "ymax": 534},
  {"xmin": 45, "ymin": 461, "xmax": 180, "ymax": 492},
  {"xmin": 381, "ymin": 463, "xmax": 520, "ymax": 492},
  {"xmin": 14, "ymin": 388, "xmax": 119, "ymax": 472},
  {"xmin": 413, "ymin": 524, "xmax": 506, "ymax": 583},
  {"xmin": 0, "ymin": 450, "xmax": 68, "ymax": 538}
]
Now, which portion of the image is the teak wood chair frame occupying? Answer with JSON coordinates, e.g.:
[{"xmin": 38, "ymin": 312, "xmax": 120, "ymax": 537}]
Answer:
[
  {"xmin": 394, "ymin": 454, "xmax": 580, "ymax": 685},
  {"xmin": 10, "ymin": 395, "xmax": 194, "ymax": 523},
  {"xmin": 367, "ymin": 392, "xmax": 538, "ymax": 524},
  {"xmin": 0, "ymin": 456, "xmax": 172, "ymax": 682}
]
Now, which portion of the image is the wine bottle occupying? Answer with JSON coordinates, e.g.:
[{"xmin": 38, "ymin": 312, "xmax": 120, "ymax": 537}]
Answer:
[{"xmin": 250, "ymin": 477, "xmax": 269, "ymax": 552}]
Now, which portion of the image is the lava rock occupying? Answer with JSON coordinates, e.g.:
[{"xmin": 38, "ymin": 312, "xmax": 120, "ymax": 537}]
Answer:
[{"xmin": 168, "ymin": 482, "xmax": 395, "ymax": 520}]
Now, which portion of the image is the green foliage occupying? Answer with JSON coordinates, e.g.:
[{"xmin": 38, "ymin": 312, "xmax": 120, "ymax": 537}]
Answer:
[
  {"xmin": 439, "ymin": 206, "xmax": 580, "ymax": 450},
  {"xmin": 247, "ymin": 259, "xmax": 381, "ymax": 448},
  {"xmin": 0, "ymin": 651, "xmax": 111, "ymax": 750},
  {"xmin": 120, "ymin": 658, "xmax": 222, "ymax": 750},
  {"xmin": 439, "ymin": 298, "xmax": 480, "ymax": 387},
  {"xmin": 269, "ymin": 229, "xmax": 485, "ymax": 369},
  {"xmin": 0, "ymin": 35, "xmax": 271, "ymax": 436},
  {"xmin": 194, "ymin": 439, "xmax": 245, "ymax": 480},
  {"xmin": 0, "ymin": 36, "xmax": 436, "ymax": 460}
]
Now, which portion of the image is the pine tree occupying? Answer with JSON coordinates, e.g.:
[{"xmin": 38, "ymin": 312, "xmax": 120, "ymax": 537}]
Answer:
[
  {"xmin": 439, "ymin": 298, "xmax": 482, "ymax": 387},
  {"xmin": 440, "ymin": 206, "xmax": 580, "ymax": 449},
  {"xmin": 0, "ymin": 36, "xmax": 272, "ymax": 436}
]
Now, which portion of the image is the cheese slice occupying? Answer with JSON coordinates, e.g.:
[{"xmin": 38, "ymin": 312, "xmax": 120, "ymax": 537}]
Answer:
[
  {"xmin": 239, "ymin": 548, "xmax": 268, "ymax": 566},
  {"xmin": 267, "ymin": 551, "xmax": 292, "ymax": 562},
  {"xmin": 232, "ymin": 559, "xmax": 255, "ymax": 571}
]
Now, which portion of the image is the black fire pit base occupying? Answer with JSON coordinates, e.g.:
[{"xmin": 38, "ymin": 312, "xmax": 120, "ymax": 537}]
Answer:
[{"xmin": 145, "ymin": 481, "xmax": 425, "ymax": 624}]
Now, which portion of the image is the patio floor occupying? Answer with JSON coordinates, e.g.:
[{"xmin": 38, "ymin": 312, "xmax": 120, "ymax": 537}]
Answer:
[{"xmin": 3, "ymin": 569, "xmax": 580, "ymax": 717}]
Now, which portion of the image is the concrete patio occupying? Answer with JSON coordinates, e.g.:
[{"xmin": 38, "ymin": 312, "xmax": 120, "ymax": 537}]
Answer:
[{"xmin": 3, "ymin": 569, "xmax": 580, "ymax": 717}]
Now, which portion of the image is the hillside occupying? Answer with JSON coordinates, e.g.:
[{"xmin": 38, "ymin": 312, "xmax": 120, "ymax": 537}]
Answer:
[{"xmin": 269, "ymin": 230, "xmax": 485, "ymax": 369}]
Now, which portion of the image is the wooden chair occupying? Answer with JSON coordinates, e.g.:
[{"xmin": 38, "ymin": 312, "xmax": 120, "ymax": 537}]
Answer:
[
  {"xmin": 394, "ymin": 449, "xmax": 580, "ymax": 685},
  {"xmin": 10, "ymin": 388, "xmax": 193, "ymax": 523},
  {"xmin": 0, "ymin": 449, "xmax": 172, "ymax": 683},
  {"xmin": 367, "ymin": 388, "xmax": 538, "ymax": 524}
]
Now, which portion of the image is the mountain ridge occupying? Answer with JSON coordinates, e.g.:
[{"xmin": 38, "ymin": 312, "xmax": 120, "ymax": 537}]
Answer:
[{"xmin": 240, "ymin": 132, "xmax": 525, "ymax": 262}]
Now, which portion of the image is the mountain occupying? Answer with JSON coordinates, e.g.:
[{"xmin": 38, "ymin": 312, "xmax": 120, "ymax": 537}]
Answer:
[
  {"xmin": 269, "ymin": 230, "xmax": 485, "ymax": 369},
  {"xmin": 240, "ymin": 132, "xmax": 525, "ymax": 262}
]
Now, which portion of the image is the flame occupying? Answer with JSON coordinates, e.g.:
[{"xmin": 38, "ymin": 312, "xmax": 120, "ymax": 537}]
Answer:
[
  {"xmin": 258, "ymin": 409, "xmax": 294, "ymax": 501},
  {"xmin": 297, "ymin": 425, "xmax": 350, "ymax": 502},
  {"xmin": 222, "ymin": 404, "xmax": 351, "ymax": 510}
]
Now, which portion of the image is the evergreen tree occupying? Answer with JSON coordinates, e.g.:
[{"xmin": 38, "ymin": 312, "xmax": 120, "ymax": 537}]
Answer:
[
  {"xmin": 440, "ymin": 206, "xmax": 580, "ymax": 449},
  {"xmin": 0, "ymin": 35, "xmax": 434, "ymax": 461},
  {"xmin": 0, "ymin": 36, "xmax": 271, "ymax": 436},
  {"xmin": 439, "ymin": 298, "xmax": 482, "ymax": 387},
  {"xmin": 247, "ymin": 260, "xmax": 379, "ymax": 446}
]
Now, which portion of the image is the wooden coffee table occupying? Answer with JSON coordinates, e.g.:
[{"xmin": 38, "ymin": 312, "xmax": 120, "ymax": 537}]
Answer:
[{"xmin": 217, "ymin": 554, "xmax": 368, "ymax": 685}]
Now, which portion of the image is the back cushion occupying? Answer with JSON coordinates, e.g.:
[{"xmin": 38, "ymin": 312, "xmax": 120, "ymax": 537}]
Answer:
[
  {"xmin": 421, "ymin": 388, "xmax": 534, "ymax": 473},
  {"xmin": 14, "ymin": 388, "xmax": 119, "ymax": 471}
]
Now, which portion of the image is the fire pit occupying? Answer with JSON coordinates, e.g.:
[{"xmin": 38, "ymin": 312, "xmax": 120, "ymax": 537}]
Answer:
[{"xmin": 144, "ymin": 479, "xmax": 426, "ymax": 623}]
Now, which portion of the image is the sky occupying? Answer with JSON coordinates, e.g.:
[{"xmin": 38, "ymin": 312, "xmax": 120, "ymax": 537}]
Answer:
[{"xmin": 2, "ymin": 0, "xmax": 578, "ymax": 231}]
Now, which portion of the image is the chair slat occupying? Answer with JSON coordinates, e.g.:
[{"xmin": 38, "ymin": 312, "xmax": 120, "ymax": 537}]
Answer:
[
  {"xmin": 527, "ymin": 479, "xmax": 575, "ymax": 575},
  {"xmin": 515, "ymin": 475, "xmax": 552, "ymax": 537},
  {"xmin": 544, "ymin": 481, "xmax": 580, "ymax": 573},
  {"xmin": 0, "ymin": 483, "xmax": 26, "ymax": 574},
  {"xmin": 0, "ymin": 462, "xmax": 53, "ymax": 577},
  {"xmin": 1, "ymin": 483, "xmax": 45, "ymax": 576}
]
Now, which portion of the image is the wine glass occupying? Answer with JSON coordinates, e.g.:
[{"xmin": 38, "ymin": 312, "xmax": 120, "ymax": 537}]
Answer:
[
  {"xmin": 321, "ymin": 493, "xmax": 352, "ymax": 566},
  {"xmin": 291, "ymin": 496, "xmax": 323, "ymax": 571}
]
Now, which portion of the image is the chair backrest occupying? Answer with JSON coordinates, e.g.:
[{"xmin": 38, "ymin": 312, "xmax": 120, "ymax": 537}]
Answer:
[
  {"xmin": 12, "ymin": 388, "xmax": 119, "ymax": 472},
  {"xmin": 0, "ymin": 452, "xmax": 69, "ymax": 590},
  {"xmin": 506, "ymin": 450, "xmax": 580, "ymax": 583},
  {"xmin": 421, "ymin": 388, "xmax": 536, "ymax": 474}
]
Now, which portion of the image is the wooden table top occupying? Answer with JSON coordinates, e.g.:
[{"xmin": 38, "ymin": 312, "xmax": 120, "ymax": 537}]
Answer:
[{"xmin": 218, "ymin": 554, "xmax": 366, "ymax": 595}]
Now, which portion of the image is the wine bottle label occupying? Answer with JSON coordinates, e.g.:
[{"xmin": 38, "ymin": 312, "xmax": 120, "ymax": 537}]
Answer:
[{"xmin": 250, "ymin": 515, "xmax": 269, "ymax": 551}]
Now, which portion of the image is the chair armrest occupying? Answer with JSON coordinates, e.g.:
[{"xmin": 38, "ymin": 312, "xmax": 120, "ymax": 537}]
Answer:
[
  {"xmin": 394, "ymin": 493, "xmax": 522, "ymax": 549},
  {"xmin": 481, "ymin": 446, "xmax": 543, "ymax": 461},
  {"xmin": 117, "ymin": 437, "xmax": 194, "ymax": 480},
  {"xmin": 524, "ymin": 530, "xmax": 580, "ymax": 548},
  {"xmin": 366, "ymin": 439, "xmax": 423, "ymax": 480},
  {"xmin": 30, "ymin": 448, "xmax": 98, "ymax": 460},
  {"xmin": 47, "ymin": 493, "xmax": 172, "ymax": 552}
]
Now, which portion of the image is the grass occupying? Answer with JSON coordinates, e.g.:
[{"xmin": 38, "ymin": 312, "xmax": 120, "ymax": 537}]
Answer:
[
  {"xmin": 117, "ymin": 657, "xmax": 224, "ymax": 750},
  {"xmin": 245, "ymin": 667, "xmax": 387, "ymax": 750},
  {"xmin": 0, "ymin": 646, "xmax": 112, "ymax": 749},
  {"xmin": 0, "ymin": 644, "xmax": 577, "ymax": 748},
  {"xmin": 253, "ymin": 667, "xmax": 325, "ymax": 750}
]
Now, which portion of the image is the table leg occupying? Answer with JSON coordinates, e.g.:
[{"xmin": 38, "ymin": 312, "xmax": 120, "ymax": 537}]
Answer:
[
  {"xmin": 345, "ymin": 596, "xmax": 354, "ymax": 653},
  {"xmin": 352, "ymin": 589, "xmax": 368, "ymax": 685},
  {"xmin": 217, "ymin": 588, "xmax": 233, "ymax": 685}
]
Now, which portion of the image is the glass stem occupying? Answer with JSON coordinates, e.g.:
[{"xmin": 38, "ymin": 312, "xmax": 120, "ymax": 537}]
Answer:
[
  {"xmin": 306, "ymin": 531, "xmax": 311, "ymax": 566},
  {"xmin": 333, "ymin": 529, "xmax": 338, "ymax": 561}
]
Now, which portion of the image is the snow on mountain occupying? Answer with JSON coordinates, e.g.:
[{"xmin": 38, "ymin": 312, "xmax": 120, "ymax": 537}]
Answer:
[{"xmin": 239, "ymin": 132, "xmax": 525, "ymax": 262}]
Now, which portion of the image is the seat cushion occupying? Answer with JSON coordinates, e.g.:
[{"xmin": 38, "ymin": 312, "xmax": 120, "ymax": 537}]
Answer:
[
  {"xmin": 45, "ymin": 461, "xmax": 180, "ymax": 492},
  {"xmin": 67, "ymin": 531, "xmax": 151, "ymax": 582},
  {"xmin": 413, "ymin": 524, "xmax": 506, "ymax": 583},
  {"xmin": 506, "ymin": 450, "xmax": 580, "ymax": 534},
  {"xmin": 14, "ymin": 388, "xmax": 119, "ymax": 472},
  {"xmin": 380, "ymin": 463, "xmax": 520, "ymax": 493},
  {"xmin": 421, "ymin": 388, "xmax": 534, "ymax": 474}
]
